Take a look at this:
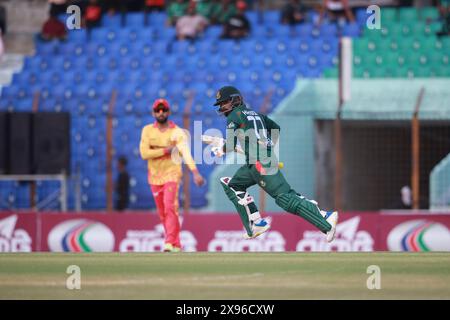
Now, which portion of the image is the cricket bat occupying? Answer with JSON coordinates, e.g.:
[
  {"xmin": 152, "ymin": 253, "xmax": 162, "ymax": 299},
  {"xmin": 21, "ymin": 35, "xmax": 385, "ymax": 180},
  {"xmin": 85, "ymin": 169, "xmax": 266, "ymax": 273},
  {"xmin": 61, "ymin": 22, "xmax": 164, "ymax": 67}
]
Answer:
[
  {"xmin": 201, "ymin": 135, "xmax": 283, "ymax": 169},
  {"xmin": 201, "ymin": 135, "xmax": 244, "ymax": 154}
]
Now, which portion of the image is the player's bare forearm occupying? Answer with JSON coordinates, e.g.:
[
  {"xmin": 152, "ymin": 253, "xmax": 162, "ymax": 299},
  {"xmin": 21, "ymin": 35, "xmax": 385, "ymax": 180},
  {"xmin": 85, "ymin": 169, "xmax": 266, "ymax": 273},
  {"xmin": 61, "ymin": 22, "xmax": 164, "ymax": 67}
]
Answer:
[{"xmin": 140, "ymin": 146, "xmax": 168, "ymax": 160}]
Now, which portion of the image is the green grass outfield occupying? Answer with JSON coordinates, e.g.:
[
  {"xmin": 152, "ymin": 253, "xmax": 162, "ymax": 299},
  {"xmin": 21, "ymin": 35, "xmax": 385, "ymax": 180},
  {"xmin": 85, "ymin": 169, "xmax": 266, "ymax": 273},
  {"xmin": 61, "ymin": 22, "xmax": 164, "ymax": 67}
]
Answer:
[{"xmin": 0, "ymin": 253, "xmax": 449, "ymax": 299}]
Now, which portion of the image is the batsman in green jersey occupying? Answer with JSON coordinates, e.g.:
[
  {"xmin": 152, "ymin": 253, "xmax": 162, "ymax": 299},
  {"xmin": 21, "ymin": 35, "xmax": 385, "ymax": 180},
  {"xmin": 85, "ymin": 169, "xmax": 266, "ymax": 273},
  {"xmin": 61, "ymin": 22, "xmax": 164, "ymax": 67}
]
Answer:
[{"xmin": 212, "ymin": 86, "xmax": 338, "ymax": 241}]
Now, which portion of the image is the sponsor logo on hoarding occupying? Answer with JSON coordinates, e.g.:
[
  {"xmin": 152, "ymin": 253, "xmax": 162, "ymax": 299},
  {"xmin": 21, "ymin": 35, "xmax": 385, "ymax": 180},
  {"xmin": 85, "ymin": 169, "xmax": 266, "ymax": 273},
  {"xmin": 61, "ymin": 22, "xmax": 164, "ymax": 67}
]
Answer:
[
  {"xmin": 119, "ymin": 224, "xmax": 197, "ymax": 252},
  {"xmin": 208, "ymin": 224, "xmax": 286, "ymax": 252},
  {"xmin": 207, "ymin": 216, "xmax": 286, "ymax": 252},
  {"xmin": 48, "ymin": 219, "xmax": 115, "ymax": 252},
  {"xmin": 296, "ymin": 216, "xmax": 374, "ymax": 252},
  {"xmin": 387, "ymin": 219, "xmax": 450, "ymax": 252},
  {"xmin": 0, "ymin": 215, "xmax": 32, "ymax": 252}
]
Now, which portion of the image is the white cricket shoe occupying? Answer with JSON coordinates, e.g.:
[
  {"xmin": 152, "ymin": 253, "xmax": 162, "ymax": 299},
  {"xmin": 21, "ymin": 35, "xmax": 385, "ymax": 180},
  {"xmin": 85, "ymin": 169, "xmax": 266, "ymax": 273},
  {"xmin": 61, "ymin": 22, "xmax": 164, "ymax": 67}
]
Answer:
[
  {"xmin": 322, "ymin": 211, "xmax": 339, "ymax": 243},
  {"xmin": 244, "ymin": 218, "xmax": 271, "ymax": 239}
]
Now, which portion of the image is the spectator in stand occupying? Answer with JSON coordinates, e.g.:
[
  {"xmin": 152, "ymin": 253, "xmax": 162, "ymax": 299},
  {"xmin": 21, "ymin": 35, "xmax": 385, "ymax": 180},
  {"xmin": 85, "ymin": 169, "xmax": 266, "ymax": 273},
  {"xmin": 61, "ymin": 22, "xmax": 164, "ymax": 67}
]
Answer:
[
  {"xmin": 0, "ymin": 4, "xmax": 5, "ymax": 35},
  {"xmin": 318, "ymin": 0, "xmax": 355, "ymax": 25},
  {"xmin": 167, "ymin": 0, "xmax": 188, "ymax": 26},
  {"xmin": 437, "ymin": 0, "xmax": 450, "ymax": 37},
  {"xmin": 144, "ymin": 0, "xmax": 165, "ymax": 25},
  {"xmin": 104, "ymin": 0, "xmax": 122, "ymax": 15},
  {"xmin": 210, "ymin": 0, "xmax": 236, "ymax": 25},
  {"xmin": 126, "ymin": 0, "xmax": 146, "ymax": 11},
  {"xmin": 40, "ymin": 6, "xmax": 67, "ymax": 41},
  {"xmin": 145, "ymin": 0, "xmax": 165, "ymax": 12},
  {"xmin": 390, "ymin": 185, "xmax": 412, "ymax": 210},
  {"xmin": 115, "ymin": 156, "xmax": 130, "ymax": 211},
  {"xmin": 0, "ymin": 29, "xmax": 4, "ymax": 60},
  {"xmin": 196, "ymin": 0, "xmax": 214, "ymax": 20},
  {"xmin": 176, "ymin": 1, "xmax": 208, "ymax": 40},
  {"xmin": 84, "ymin": 0, "xmax": 103, "ymax": 31},
  {"xmin": 221, "ymin": 0, "xmax": 250, "ymax": 39},
  {"xmin": 48, "ymin": 0, "xmax": 68, "ymax": 16},
  {"xmin": 280, "ymin": 0, "xmax": 307, "ymax": 25}
]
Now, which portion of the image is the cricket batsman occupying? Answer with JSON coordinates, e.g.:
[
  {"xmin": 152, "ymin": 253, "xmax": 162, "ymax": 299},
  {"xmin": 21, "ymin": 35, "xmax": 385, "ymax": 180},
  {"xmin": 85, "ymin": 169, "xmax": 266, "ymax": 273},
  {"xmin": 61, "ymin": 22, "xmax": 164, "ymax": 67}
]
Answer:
[
  {"xmin": 140, "ymin": 98, "xmax": 205, "ymax": 252},
  {"xmin": 211, "ymin": 86, "xmax": 338, "ymax": 241}
]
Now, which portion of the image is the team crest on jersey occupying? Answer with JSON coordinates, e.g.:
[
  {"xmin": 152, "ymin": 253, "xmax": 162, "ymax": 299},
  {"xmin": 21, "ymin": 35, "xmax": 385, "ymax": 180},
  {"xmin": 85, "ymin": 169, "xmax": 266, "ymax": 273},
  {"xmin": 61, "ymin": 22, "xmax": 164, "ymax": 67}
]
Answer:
[{"xmin": 260, "ymin": 180, "xmax": 266, "ymax": 187}]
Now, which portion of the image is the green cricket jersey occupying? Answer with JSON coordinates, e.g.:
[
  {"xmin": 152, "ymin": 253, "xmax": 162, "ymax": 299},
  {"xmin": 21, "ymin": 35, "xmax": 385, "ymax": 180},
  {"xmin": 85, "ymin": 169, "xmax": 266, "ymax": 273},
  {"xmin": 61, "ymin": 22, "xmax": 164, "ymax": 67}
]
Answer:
[{"xmin": 225, "ymin": 104, "xmax": 280, "ymax": 165}]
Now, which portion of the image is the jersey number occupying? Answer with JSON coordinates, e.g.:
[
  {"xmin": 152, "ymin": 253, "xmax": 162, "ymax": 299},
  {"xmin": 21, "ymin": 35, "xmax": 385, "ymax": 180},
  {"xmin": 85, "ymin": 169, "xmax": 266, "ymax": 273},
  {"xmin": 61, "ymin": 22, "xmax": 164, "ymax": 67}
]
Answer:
[{"xmin": 247, "ymin": 115, "xmax": 268, "ymax": 140}]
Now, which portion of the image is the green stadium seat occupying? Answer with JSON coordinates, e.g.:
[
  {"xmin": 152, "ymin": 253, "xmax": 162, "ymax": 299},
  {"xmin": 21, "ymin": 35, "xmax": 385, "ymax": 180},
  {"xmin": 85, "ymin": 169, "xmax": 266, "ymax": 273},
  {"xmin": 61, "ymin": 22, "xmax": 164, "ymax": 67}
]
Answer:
[
  {"xmin": 383, "ymin": 52, "xmax": 401, "ymax": 67},
  {"xmin": 384, "ymin": 66, "xmax": 399, "ymax": 77},
  {"xmin": 442, "ymin": 37, "xmax": 450, "ymax": 50},
  {"xmin": 367, "ymin": 40, "xmax": 378, "ymax": 52},
  {"xmin": 381, "ymin": 8, "xmax": 398, "ymax": 21},
  {"xmin": 353, "ymin": 52, "xmax": 382, "ymax": 66},
  {"xmin": 367, "ymin": 66, "xmax": 386, "ymax": 78},
  {"xmin": 387, "ymin": 24, "xmax": 402, "ymax": 38},
  {"xmin": 390, "ymin": 66, "xmax": 409, "ymax": 78},
  {"xmin": 411, "ymin": 38, "xmax": 424, "ymax": 51},
  {"xmin": 413, "ymin": 66, "xmax": 432, "ymax": 77},
  {"xmin": 374, "ymin": 54, "xmax": 384, "ymax": 66},
  {"xmin": 429, "ymin": 67, "xmax": 441, "ymax": 77},
  {"xmin": 364, "ymin": 27, "xmax": 389, "ymax": 40},
  {"xmin": 399, "ymin": 7, "xmax": 419, "ymax": 21},
  {"xmin": 406, "ymin": 52, "xmax": 428, "ymax": 66},
  {"xmin": 353, "ymin": 66, "xmax": 365, "ymax": 78},
  {"xmin": 395, "ymin": 37, "xmax": 426, "ymax": 53},
  {"xmin": 373, "ymin": 38, "xmax": 391, "ymax": 52},
  {"xmin": 388, "ymin": 39, "xmax": 400, "ymax": 52},
  {"xmin": 353, "ymin": 38, "xmax": 377, "ymax": 54},
  {"xmin": 421, "ymin": 37, "xmax": 443, "ymax": 51},
  {"xmin": 410, "ymin": 22, "xmax": 426, "ymax": 36},
  {"xmin": 395, "ymin": 53, "xmax": 407, "ymax": 66},
  {"xmin": 424, "ymin": 22, "xmax": 444, "ymax": 36},
  {"xmin": 435, "ymin": 67, "xmax": 450, "ymax": 77},
  {"xmin": 396, "ymin": 37, "xmax": 414, "ymax": 52},
  {"xmin": 387, "ymin": 24, "xmax": 415, "ymax": 38},
  {"xmin": 353, "ymin": 53, "xmax": 363, "ymax": 66},
  {"xmin": 401, "ymin": 24, "xmax": 414, "ymax": 37},
  {"xmin": 353, "ymin": 38, "xmax": 370, "ymax": 54},
  {"xmin": 323, "ymin": 68, "xmax": 338, "ymax": 78},
  {"xmin": 420, "ymin": 7, "xmax": 439, "ymax": 21},
  {"xmin": 429, "ymin": 52, "xmax": 449, "ymax": 67},
  {"xmin": 361, "ymin": 70, "xmax": 371, "ymax": 78}
]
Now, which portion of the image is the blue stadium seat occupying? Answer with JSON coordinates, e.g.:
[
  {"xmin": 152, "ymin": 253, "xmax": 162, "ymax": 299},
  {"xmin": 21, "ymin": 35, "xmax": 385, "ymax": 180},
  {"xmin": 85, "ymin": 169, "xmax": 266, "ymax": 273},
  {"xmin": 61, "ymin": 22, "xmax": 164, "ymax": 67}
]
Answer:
[
  {"xmin": 246, "ymin": 10, "xmax": 261, "ymax": 25},
  {"xmin": 67, "ymin": 29, "xmax": 87, "ymax": 42},
  {"xmin": 252, "ymin": 26, "xmax": 270, "ymax": 38},
  {"xmin": 1, "ymin": 85, "xmax": 19, "ymax": 99},
  {"xmin": 147, "ymin": 12, "xmax": 167, "ymax": 26},
  {"xmin": 14, "ymin": 97, "xmax": 33, "ymax": 111},
  {"xmin": 126, "ymin": 13, "xmax": 145, "ymax": 27},
  {"xmin": 157, "ymin": 27, "xmax": 176, "ymax": 40},
  {"xmin": 35, "ymin": 40, "xmax": 58, "ymax": 56},
  {"xmin": 296, "ymin": 23, "xmax": 314, "ymax": 37},
  {"xmin": 356, "ymin": 8, "xmax": 370, "ymax": 26},
  {"xmin": 342, "ymin": 23, "xmax": 361, "ymax": 37},
  {"xmin": 264, "ymin": 10, "xmax": 280, "ymax": 24},
  {"xmin": 320, "ymin": 23, "xmax": 338, "ymax": 37},
  {"xmin": 273, "ymin": 25, "xmax": 295, "ymax": 37},
  {"xmin": 102, "ymin": 14, "xmax": 122, "ymax": 28},
  {"xmin": 203, "ymin": 26, "xmax": 222, "ymax": 39}
]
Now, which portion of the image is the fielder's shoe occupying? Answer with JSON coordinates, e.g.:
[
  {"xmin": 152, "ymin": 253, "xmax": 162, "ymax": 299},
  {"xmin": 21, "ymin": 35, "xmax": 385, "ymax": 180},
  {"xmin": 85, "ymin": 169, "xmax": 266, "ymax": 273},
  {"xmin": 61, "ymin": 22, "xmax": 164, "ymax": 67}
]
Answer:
[
  {"xmin": 163, "ymin": 243, "xmax": 173, "ymax": 252},
  {"xmin": 171, "ymin": 246, "xmax": 181, "ymax": 253},
  {"xmin": 321, "ymin": 211, "xmax": 339, "ymax": 243},
  {"xmin": 244, "ymin": 218, "xmax": 271, "ymax": 239}
]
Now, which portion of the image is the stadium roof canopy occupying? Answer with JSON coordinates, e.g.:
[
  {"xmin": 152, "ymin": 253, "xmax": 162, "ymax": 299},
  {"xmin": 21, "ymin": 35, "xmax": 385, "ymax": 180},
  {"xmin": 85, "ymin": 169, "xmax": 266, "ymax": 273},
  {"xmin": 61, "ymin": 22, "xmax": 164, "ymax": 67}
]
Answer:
[{"xmin": 283, "ymin": 79, "xmax": 450, "ymax": 121}]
